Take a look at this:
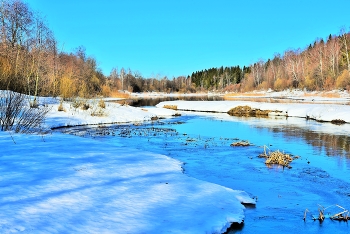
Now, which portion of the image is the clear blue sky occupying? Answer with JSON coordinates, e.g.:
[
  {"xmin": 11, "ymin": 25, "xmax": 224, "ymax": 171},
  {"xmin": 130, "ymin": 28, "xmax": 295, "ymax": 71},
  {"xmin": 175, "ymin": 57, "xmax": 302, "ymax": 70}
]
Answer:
[{"xmin": 27, "ymin": 0, "xmax": 350, "ymax": 78}]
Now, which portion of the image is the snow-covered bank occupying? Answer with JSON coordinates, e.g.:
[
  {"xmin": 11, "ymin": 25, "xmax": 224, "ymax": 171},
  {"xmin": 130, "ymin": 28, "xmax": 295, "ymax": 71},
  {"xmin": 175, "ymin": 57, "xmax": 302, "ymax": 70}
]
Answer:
[
  {"xmin": 45, "ymin": 100, "xmax": 178, "ymax": 128},
  {"xmin": 156, "ymin": 100, "xmax": 350, "ymax": 123},
  {"xmin": 1, "ymin": 97, "xmax": 255, "ymax": 233},
  {"xmin": 0, "ymin": 132, "xmax": 254, "ymax": 233}
]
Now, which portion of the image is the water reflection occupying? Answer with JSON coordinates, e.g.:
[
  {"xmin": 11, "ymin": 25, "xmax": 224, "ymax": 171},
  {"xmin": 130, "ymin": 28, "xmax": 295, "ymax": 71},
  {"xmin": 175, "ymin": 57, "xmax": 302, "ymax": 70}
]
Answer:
[
  {"xmin": 250, "ymin": 119, "xmax": 350, "ymax": 158},
  {"xmin": 111, "ymin": 95, "xmax": 224, "ymax": 107}
]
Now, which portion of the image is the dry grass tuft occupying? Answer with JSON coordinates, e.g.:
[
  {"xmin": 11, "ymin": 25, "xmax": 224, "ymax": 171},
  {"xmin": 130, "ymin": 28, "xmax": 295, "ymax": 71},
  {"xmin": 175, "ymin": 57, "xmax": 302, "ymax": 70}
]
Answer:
[
  {"xmin": 71, "ymin": 99, "xmax": 82, "ymax": 109},
  {"xmin": 259, "ymin": 145, "xmax": 298, "ymax": 168},
  {"xmin": 98, "ymin": 99, "xmax": 106, "ymax": 109},
  {"xmin": 58, "ymin": 102, "xmax": 65, "ymax": 112},
  {"xmin": 110, "ymin": 91, "xmax": 130, "ymax": 98},
  {"xmin": 303, "ymin": 92, "xmax": 341, "ymax": 98},
  {"xmin": 224, "ymin": 92, "xmax": 266, "ymax": 98},
  {"xmin": 163, "ymin": 105, "xmax": 178, "ymax": 110},
  {"xmin": 230, "ymin": 140, "xmax": 251, "ymax": 147},
  {"xmin": 308, "ymin": 204, "xmax": 350, "ymax": 222},
  {"xmin": 228, "ymin": 105, "xmax": 271, "ymax": 117}
]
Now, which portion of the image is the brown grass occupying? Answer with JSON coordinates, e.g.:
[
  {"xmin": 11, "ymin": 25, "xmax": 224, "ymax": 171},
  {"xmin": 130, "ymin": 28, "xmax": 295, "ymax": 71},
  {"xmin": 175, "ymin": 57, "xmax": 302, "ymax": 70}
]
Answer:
[
  {"xmin": 228, "ymin": 106, "xmax": 271, "ymax": 117},
  {"xmin": 224, "ymin": 92, "xmax": 266, "ymax": 98},
  {"xmin": 98, "ymin": 99, "xmax": 106, "ymax": 109},
  {"xmin": 58, "ymin": 102, "xmax": 65, "ymax": 112},
  {"xmin": 163, "ymin": 105, "xmax": 178, "ymax": 110},
  {"xmin": 258, "ymin": 146, "xmax": 299, "ymax": 168},
  {"xmin": 230, "ymin": 140, "xmax": 251, "ymax": 147},
  {"xmin": 225, "ymin": 91, "xmax": 343, "ymax": 100},
  {"xmin": 303, "ymin": 92, "xmax": 341, "ymax": 98},
  {"xmin": 110, "ymin": 90, "xmax": 130, "ymax": 98}
]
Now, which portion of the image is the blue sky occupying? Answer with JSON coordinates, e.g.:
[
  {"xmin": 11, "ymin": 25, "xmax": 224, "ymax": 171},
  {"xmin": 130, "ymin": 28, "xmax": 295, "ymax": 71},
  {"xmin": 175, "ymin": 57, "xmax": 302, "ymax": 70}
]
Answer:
[{"xmin": 27, "ymin": 0, "xmax": 350, "ymax": 78}]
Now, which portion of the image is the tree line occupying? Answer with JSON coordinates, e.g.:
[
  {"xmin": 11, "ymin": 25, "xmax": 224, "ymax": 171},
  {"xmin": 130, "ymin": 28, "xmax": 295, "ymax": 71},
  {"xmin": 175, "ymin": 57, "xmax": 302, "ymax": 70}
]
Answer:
[
  {"xmin": 190, "ymin": 31, "xmax": 350, "ymax": 92},
  {"xmin": 190, "ymin": 66, "xmax": 250, "ymax": 92},
  {"xmin": 0, "ymin": 0, "xmax": 107, "ymax": 99},
  {"xmin": 1, "ymin": 0, "xmax": 350, "ymax": 99},
  {"xmin": 240, "ymin": 30, "xmax": 350, "ymax": 92},
  {"xmin": 0, "ymin": 0, "xmax": 195, "ymax": 100}
]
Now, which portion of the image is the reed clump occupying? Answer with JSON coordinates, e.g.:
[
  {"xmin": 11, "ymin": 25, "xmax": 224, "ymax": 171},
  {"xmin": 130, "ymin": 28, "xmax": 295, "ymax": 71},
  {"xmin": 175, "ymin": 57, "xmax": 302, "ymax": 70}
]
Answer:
[
  {"xmin": 259, "ymin": 145, "xmax": 298, "ymax": 168},
  {"xmin": 306, "ymin": 204, "xmax": 350, "ymax": 222}
]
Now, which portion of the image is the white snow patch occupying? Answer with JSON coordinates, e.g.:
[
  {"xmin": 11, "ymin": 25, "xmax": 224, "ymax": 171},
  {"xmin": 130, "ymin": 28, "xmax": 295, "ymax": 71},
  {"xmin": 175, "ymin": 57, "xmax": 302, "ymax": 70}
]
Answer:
[
  {"xmin": 0, "ymin": 132, "xmax": 254, "ymax": 233},
  {"xmin": 157, "ymin": 100, "xmax": 350, "ymax": 123}
]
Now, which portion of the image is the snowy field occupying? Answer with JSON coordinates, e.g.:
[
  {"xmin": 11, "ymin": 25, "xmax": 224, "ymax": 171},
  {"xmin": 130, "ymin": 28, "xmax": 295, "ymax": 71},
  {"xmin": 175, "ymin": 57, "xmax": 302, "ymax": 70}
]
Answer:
[{"xmin": 2, "ymin": 90, "xmax": 350, "ymax": 233}]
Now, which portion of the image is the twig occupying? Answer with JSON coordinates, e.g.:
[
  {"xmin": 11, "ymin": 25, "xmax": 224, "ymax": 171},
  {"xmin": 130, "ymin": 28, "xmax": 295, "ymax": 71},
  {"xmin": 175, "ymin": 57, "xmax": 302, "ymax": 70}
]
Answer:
[
  {"xmin": 8, "ymin": 131, "xmax": 16, "ymax": 144},
  {"xmin": 304, "ymin": 209, "xmax": 309, "ymax": 221}
]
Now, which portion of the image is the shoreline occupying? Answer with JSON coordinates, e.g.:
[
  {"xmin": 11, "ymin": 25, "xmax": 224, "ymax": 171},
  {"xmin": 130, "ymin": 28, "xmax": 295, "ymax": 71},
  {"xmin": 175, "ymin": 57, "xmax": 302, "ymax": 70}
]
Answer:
[{"xmin": 156, "ymin": 100, "xmax": 350, "ymax": 124}]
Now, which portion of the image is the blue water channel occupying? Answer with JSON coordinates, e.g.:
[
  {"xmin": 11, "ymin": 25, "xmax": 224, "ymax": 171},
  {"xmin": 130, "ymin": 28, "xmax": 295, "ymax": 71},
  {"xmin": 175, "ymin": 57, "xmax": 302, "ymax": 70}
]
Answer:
[{"xmin": 62, "ymin": 113, "xmax": 350, "ymax": 233}]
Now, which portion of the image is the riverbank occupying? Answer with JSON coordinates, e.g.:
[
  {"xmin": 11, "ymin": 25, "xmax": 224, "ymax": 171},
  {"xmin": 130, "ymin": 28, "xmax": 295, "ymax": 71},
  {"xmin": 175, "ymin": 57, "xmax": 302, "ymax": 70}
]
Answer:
[{"xmin": 157, "ymin": 100, "xmax": 350, "ymax": 123}]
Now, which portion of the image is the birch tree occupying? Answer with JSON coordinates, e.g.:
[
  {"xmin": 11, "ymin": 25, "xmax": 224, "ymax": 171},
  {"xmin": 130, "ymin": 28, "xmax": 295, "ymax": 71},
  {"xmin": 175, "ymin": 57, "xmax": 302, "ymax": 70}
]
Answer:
[{"xmin": 339, "ymin": 28, "xmax": 350, "ymax": 73}]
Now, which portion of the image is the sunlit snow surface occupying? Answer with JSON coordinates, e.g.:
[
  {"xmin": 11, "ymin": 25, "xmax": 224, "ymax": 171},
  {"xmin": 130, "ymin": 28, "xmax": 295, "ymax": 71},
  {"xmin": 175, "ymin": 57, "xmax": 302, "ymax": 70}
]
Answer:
[
  {"xmin": 157, "ymin": 100, "xmax": 350, "ymax": 123},
  {"xmin": 0, "ymin": 131, "xmax": 255, "ymax": 233},
  {"xmin": 0, "ymin": 98, "xmax": 255, "ymax": 233}
]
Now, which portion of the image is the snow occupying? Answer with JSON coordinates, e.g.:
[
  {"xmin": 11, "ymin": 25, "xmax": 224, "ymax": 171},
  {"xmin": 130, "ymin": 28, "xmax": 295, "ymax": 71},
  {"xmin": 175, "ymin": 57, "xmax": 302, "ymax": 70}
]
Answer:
[
  {"xmin": 0, "ymin": 132, "xmax": 253, "ymax": 233},
  {"xmin": 0, "ymin": 97, "xmax": 254, "ymax": 233},
  {"xmin": 45, "ymin": 100, "xmax": 178, "ymax": 128},
  {"xmin": 156, "ymin": 100, "xmax": 350, "ymax": 123},
  {"xmin": 3, "ymin": 89, "xmax": 350, "ymax": 233}
]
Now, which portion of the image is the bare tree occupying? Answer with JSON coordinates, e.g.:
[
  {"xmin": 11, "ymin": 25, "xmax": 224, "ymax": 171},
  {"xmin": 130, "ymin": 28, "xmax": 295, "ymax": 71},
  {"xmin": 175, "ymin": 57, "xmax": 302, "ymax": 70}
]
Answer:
[
  {"xmin": 251, "ymin": 60, "xmax": 265, "ymax": 87},
  {"xmin": 339, "ymin": 28, "xmax": 350, "ymax": 72},
  {"xmin": 325, "ymin": 35, "xmax": 340, "ymax": 78},
  {"xmin": 284, "ymin": 49, "xmax": 304, "ymax": 87},
  {"xmin": 120, "ymin": 67, "xmax": 125, "ymax": 90}
]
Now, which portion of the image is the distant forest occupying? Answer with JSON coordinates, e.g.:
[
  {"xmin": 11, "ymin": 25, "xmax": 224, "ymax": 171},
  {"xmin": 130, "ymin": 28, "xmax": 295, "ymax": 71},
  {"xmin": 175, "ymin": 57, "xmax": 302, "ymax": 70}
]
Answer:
[{"xmin": 1, "ymin": 0, "xmax": 350, "ymax": 99}]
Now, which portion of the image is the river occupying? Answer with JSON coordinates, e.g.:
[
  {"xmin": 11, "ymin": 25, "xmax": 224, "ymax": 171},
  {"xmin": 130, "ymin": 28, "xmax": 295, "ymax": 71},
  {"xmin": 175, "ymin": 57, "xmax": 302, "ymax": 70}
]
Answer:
[{"xmin": 60, "ymin": 101, "xmax": 350, "ymax": 233}]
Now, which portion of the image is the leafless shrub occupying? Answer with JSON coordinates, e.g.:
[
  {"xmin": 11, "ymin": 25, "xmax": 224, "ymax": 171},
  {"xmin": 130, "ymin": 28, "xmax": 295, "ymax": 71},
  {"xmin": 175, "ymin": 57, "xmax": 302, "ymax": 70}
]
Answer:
[
  {"xmin": 89, "ymin": 100, "xmax": 106, "ymax": 117},
  {"xmin": 99, "ymin": 99, "xmax": 106, "ymax": 109},
  {"xmin": 81, "ymin": 103, "xmax": 90, "ymax": 110},
  {"xmin": 0, "ymin": 91, "xmax": 50, "ymax": 133},
  {"xmin": 71, "ymin": 98, "xmax": 82, "ymax": 109}
]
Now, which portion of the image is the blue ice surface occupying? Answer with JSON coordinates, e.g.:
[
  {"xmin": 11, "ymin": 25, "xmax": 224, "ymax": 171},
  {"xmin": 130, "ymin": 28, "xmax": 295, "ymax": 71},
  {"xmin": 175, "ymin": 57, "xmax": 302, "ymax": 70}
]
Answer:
[{"xmin": 75, "ymin": 113, "xmax": 350, "ymax": 234}]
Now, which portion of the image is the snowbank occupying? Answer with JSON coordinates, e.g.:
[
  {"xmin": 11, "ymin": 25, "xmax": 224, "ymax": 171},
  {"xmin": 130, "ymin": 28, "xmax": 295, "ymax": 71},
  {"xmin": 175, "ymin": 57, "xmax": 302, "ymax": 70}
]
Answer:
[
  {"xmin": 0, "ymin": 132, "xmax": 254, "ymax": 233},
  {"xmin": 156, "ymin": 100, "xmax": 350, "ymax": 123},
  {"xmin": 45, "ymin": 101, "xmax": 178, "ymax": 129}
]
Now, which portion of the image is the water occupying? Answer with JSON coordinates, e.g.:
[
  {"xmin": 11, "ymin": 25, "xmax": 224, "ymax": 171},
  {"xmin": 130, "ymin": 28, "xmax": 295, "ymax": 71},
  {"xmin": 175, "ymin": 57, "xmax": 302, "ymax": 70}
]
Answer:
[
  {"xmin": 61, "ymin": 114, "xmax": 350, "ymax": 233},
  {"xmin": 110, "ymin": 95, "xmax": 224, "ymax": 107}
]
